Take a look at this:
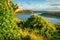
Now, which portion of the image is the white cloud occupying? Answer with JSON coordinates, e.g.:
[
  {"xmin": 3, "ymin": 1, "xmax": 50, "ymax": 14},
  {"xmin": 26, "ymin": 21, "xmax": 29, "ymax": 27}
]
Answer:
[
  {"xmin": 18, "ymin": 0, "xmax": 60, "ymax": 11},
  {"xmin": 19, "ymin": 3, "xmax": 41, "ymax": 10},
  {"xmin": 19, "ymin": 2, "xmax": 48, "ymax": 9}
]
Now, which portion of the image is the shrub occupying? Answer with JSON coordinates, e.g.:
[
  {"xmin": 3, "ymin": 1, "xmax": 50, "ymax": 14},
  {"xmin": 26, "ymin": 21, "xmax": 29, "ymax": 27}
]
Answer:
[
  {"xmin": 0, "ymin": 0, "xmax": 20, "ymax": 40},
  {"xmin": 23, "ymin": 15, "xmax": 56, "ymax": 40},
  {"xmin": 51, "ymin": 23, "xmax": 60, "ymax": 40}
]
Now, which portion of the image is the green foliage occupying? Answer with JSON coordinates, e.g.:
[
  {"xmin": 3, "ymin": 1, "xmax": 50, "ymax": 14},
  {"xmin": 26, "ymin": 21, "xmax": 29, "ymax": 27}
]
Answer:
[
  {"xmin": 0, "ymin": 0, "xmax": 20, "ymax": 40},
  {"xmin": 55, "ymin": 23, "xmax": 60, "ymax": 30},
  {"xmin": 23, "ymin": 15, "xmax": 44, "ymax": 29},
  {"xmin": 20, "ymin": 35, "xmax": 31, "ymax": 40},
  {"xmin": 17, "ymin": 20, "xmax": 25, "ymax": 28},
  {"xmin": 55, "ymin": 23, "xmax": 60, "ymax": 35},
  {"xmin": 22, "ymin": 15, "xmax": 56, "ymax": 40},
  {"xmin": 51, "ymin": 23, "xmax": 60, "ymax": 40}
]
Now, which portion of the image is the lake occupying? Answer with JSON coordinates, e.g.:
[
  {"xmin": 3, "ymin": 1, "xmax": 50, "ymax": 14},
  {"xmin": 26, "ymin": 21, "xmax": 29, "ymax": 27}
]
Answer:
[{"xmin": 16, "ymin": 13, "xmax": 60, "ymax": 24}]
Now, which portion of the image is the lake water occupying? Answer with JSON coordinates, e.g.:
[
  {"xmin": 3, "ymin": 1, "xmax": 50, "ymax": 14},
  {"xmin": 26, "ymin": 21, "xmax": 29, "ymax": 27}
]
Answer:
[{"xmin": 16, "ymin": 13, "xmax": 60, "ymax": 24}]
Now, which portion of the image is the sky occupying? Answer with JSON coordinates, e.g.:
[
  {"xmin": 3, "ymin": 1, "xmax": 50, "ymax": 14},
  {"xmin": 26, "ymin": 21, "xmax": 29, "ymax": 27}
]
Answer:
[{"xmin": 12, "ymin": 0, "xmax": 60, "ymax": 11}]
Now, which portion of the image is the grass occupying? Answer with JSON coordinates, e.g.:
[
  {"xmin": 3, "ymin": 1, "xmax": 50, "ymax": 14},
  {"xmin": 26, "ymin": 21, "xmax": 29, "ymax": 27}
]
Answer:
[{"xmin": 18, "ymin": 28, "xmax": 44, "ymax": 40}]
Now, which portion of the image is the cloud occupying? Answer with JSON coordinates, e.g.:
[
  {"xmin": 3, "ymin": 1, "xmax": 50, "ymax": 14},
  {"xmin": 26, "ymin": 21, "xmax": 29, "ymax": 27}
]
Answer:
[
  {"xmin": 19, "ymin": 3, "xmax": 41, "ymax": 10},
  {"xmin": 46, "ymin": 0, "xmax": 60, "ymax": 6},
  {"xmin": 46, "ymin": 0, "xmax": 60, "ymax": 3},
  {"xmin": 17, "ymin": 0, "xmax": 60, "ymax": 11},
  {"xmin": 19, "ymin": 2, "xmax": 47, "ymax": 9}
]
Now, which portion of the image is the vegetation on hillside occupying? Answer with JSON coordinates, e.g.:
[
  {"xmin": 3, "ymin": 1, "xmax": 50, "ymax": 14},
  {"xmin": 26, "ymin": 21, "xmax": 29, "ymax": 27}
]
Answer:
[
  {"xmin": 19, "ymin": 15, "xmax": 56, "ymax": 40},
  {"xmin": 17, "ymin": 15, "xmax": 60, "ymax": 40},
  {"xmin": 0, "ymin": 0, "xmax": 60, "ymax": 40},
  {"xmin": 0, "ymin": 0, "xmax": 20, "ymax": 40}
]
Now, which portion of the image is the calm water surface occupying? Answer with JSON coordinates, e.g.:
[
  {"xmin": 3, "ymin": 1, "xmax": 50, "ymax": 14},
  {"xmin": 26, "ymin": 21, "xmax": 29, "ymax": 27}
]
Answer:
[{"xmin": 16, "ymin": 13, "xmax": 60, "ymax": 24}]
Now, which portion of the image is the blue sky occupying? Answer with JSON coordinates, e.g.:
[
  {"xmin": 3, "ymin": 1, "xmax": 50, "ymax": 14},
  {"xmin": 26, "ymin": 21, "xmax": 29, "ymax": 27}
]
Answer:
[{"xmin": 12, "ymin": 0, "xmax": 60, "ymax": 11}]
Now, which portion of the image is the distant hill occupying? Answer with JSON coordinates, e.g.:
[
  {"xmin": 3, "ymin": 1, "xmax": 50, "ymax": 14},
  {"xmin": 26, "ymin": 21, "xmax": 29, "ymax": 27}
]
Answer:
[
  {"xmin": 41, "ymin": 11, "xmax": 60, "ymax": 17},
  {"xmin": 22, "ymin": 10, "xmax": 34, "ymax": 14},
  {"xmin": 17, "ymin": 9, "xmax": 60, "ymax": 17},
  {"xmin": 20, "ymin": 10, "xmax": 46, "ymax": 13}
]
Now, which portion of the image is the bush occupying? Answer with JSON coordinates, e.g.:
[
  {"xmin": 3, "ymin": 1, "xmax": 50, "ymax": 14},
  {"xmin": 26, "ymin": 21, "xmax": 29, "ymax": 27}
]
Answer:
[
  {"xmin": 0, "ymin": 0, "xmax": 20, "ymax": 40},
  {"xmin": 52, "ymin": 23, "xmax": 60, "ymax": 40},
  {"xmin": 23, "ymin": 15, "xmax": 56, "ymax": 40}
]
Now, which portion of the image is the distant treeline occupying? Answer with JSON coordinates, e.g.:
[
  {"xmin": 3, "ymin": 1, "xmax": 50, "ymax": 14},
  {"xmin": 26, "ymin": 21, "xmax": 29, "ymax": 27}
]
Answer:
[
  {"xmin": 19, "ymin": 10, "xmax": 60, "ymax": 17},
  {"xmin": 41, "ymin": 11, "xmax": 60, "ymax": 17}
]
